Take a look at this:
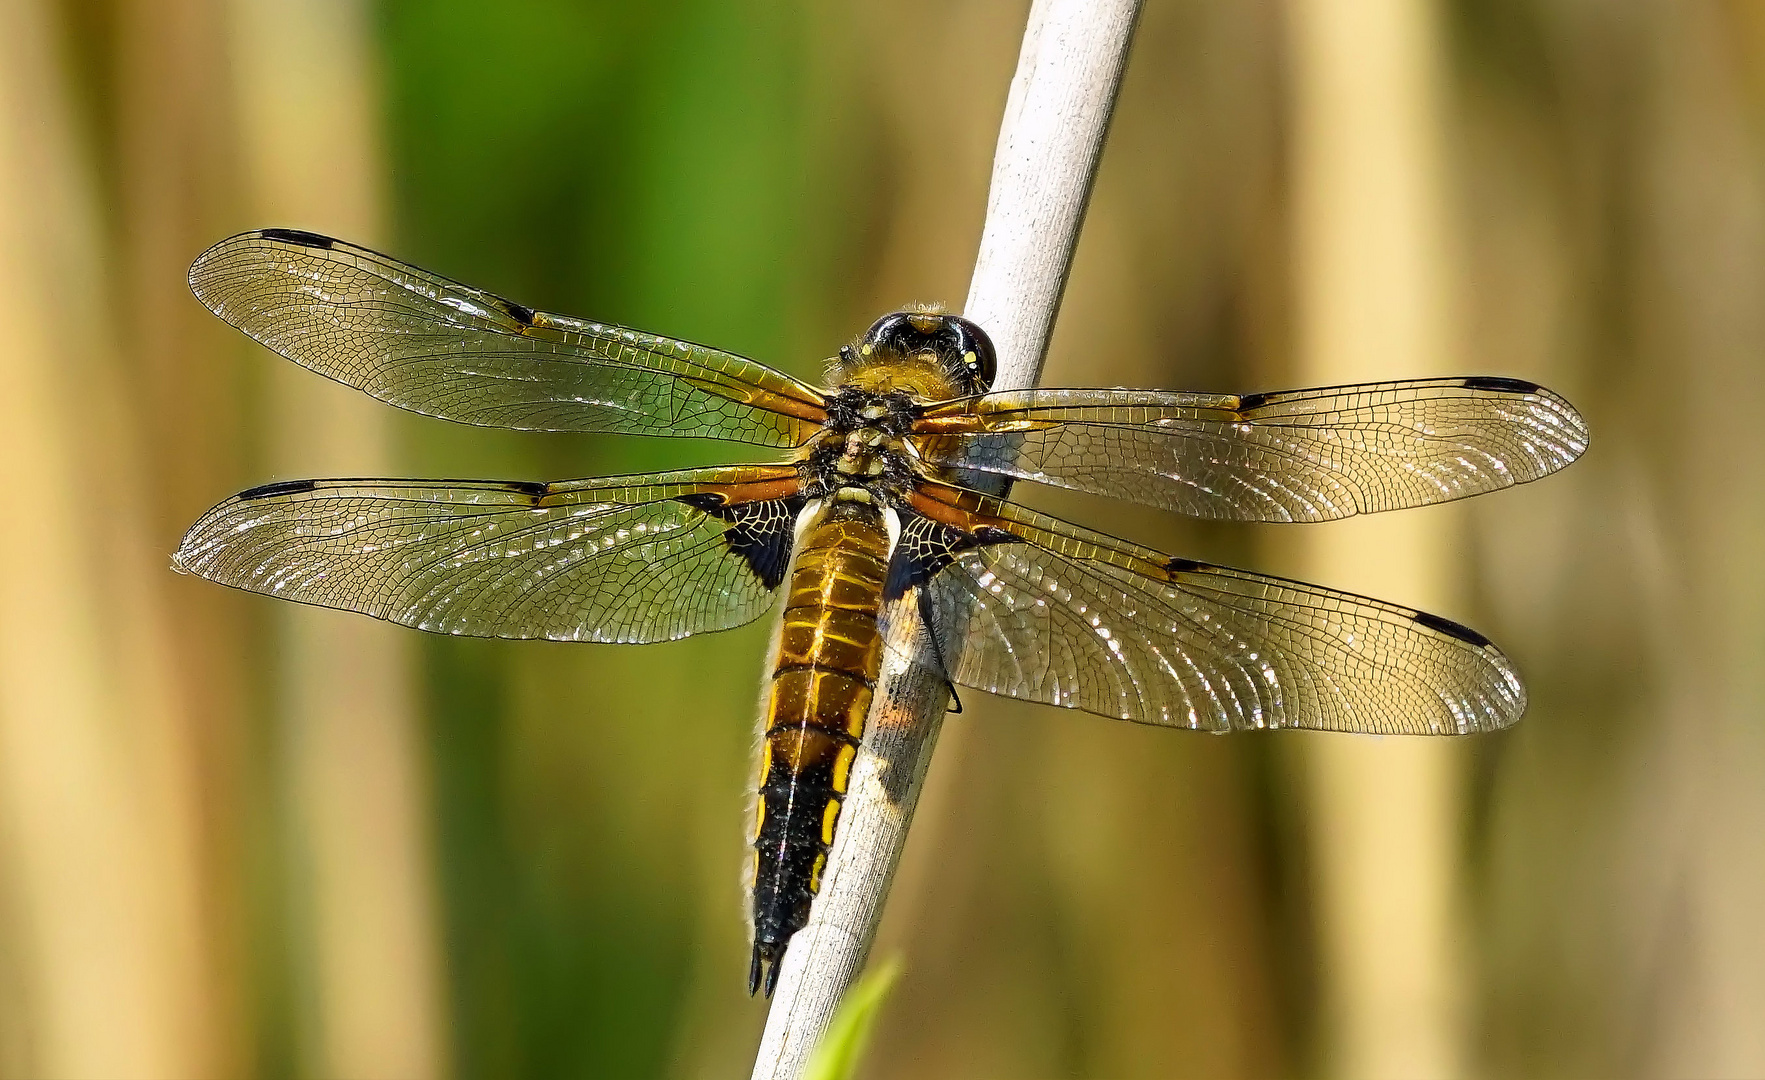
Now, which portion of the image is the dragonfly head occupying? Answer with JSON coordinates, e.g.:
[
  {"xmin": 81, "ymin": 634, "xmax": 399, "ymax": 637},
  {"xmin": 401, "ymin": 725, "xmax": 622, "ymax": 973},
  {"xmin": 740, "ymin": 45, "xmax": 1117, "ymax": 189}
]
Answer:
[{"xmin": 845, "ymin": 309, "xmax": 997, "ymax": 397}]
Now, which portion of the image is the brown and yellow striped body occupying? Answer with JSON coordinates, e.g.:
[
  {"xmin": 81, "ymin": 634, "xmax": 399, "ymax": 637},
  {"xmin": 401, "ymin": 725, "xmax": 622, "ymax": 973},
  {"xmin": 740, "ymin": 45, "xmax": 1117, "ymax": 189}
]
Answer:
[
  {"xmin": 743, "ymin": 309, "xmax": 997, "ymax": 995},
  {"xmin": 749, "ymin": 498, "xmax": 890, "ymax": 994}
]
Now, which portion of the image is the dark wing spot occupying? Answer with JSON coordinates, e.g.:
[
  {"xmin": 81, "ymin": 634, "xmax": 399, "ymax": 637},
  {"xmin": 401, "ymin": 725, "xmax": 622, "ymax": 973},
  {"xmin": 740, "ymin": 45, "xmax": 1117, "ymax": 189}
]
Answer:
[
  {"xmin": 500, "ymin": 480, "xmax": 549, "ymax": 498},
  {"xmin": 239, "ymin": 478, "xmax": 319, "ymax": 500},
  {"xmin": 675, "ymin": 491, "xmax": 728, "ymax": 513},
  {"xmin": 1236, "ymin": 391, "xmax": 1272, "ymax": 411},
  {"xmin": 676, "ymin": 492, "xmax": 803, "ymax": 591},
  {"xmin": 1411, "ymin": 610, "xmax": 1492, "ymax": 647},
  {"xmin": 501, "ymin": 300, "xmax": 536, "ymax": 325},
  {"xmin": 883, "ymin": 512, "xmax": 1022, "ymax": 601},
  {"xmin": 1165, "ymin": 557, "xmax": 1204, "ymax": 575},
  {"xmin": 259, "ymin": 228, "xmax": 336, "ymax": 250},
  {"xmin": 1461, "ymin": 375, "xmax": 1541, "ymax": 394}
]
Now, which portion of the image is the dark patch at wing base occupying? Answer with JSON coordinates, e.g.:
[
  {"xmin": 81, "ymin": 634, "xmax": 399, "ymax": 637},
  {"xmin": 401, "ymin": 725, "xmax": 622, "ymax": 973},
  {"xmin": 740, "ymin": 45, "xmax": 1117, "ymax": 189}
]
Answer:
[
  {"xmin": 881, "ymin": 479, "xmax": 1527, "ymax": 733},
  {"xmin": 675, "ymin": 492, "xmax": 805, "ymax": 591},
  {"xmin": 175, "ymin": 468, "xmax": 803, "ymax": 644},
  {"xmin": 883, "ymin": 513, "xmax": 1021, "ymax": 601}
]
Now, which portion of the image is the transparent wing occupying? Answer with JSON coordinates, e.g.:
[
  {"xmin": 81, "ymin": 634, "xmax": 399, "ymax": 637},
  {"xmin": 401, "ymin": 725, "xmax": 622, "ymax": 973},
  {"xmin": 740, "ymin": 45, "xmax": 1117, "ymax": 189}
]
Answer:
[
  {"xmin": 174, "ymin": 465, "xmax": 804, "ymax": 643},
  {"xmin": 189, "ymin": 229, "xmax": 828, "ymax": 445},
  {"xmin": 912, "ymin": 378, "xmax": 1588, "ymax": 522},
  {"xmin": 884, "ymin": 482, "xmax": 1525, "ymax": 733}
]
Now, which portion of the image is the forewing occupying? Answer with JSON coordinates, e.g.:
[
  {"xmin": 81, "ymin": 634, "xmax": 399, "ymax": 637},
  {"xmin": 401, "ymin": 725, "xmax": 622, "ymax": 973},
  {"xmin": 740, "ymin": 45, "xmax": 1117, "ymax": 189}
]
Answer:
[
  {"xmin": 913, "ymin": 378, "xmax": 1588, "ymax": 521},
  {"xmin": 883, "ymin": 483, "xmax": 1525, "ymax": 733},
  {"xmin": 174, "ymin": 466, "xmax": 804, "ymax": 643},
  {"xmin": 190, "ymin": 229, "xmax": 827, "ymax": 445}
]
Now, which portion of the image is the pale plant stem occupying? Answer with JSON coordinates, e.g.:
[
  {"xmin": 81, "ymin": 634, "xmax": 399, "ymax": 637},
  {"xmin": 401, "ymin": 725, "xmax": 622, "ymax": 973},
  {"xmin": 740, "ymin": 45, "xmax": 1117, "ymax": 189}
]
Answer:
[{"xmin": 749, "ymin": 2, "xmax": 1142, "ymax": 1076}]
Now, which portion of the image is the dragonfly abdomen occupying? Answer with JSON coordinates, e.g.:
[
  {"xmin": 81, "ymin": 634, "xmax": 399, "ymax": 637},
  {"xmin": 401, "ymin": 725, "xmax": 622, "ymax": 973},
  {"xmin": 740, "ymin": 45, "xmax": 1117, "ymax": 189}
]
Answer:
[{"xmin": 749, "ymin": 499, "xmax": 889, "ymax": 996}]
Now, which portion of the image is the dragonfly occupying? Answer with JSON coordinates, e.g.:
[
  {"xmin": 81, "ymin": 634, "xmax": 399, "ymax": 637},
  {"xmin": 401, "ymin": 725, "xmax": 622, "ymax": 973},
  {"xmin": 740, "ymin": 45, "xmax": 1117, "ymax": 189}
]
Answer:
[{"xmin": 174, "ymin": 228, "xmax": 1589, "ymax": 996}]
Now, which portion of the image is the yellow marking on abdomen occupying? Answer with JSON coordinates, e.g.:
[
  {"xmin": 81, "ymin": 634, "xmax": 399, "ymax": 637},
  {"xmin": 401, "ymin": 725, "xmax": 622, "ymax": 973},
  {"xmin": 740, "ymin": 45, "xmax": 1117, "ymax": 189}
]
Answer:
[{"xmin": 820, "ymin": 798, "xmax": 842, "ymax": 846}]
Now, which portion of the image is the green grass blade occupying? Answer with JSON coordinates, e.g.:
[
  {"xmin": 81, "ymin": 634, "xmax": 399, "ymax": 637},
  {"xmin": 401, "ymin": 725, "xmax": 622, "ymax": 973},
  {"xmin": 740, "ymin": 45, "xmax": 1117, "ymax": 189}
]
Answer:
[{"xmin": 803, "ymin": 956, "xmax": 903, "ymax": 1080}]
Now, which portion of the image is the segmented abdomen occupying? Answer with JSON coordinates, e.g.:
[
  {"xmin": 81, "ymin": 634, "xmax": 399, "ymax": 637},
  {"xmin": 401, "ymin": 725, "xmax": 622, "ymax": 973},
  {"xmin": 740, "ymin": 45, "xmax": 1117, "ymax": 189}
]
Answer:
[{"xmin": 749, "ymin": 500, "xmax": 888, "ymax": 995}]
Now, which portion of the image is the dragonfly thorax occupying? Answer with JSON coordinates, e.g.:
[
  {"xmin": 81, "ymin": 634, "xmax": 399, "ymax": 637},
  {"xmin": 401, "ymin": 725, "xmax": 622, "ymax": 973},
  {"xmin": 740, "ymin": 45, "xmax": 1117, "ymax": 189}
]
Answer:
[{"xmin": 799, "ymin": 386, "xmax": 918, "ymax": 501}]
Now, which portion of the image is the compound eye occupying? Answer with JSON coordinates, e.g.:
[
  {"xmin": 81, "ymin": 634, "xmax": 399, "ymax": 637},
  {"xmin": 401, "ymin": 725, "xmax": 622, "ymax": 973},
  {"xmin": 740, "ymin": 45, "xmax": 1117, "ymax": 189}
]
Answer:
[
  {"xmin": 947, "ymin": 316, "xmax": 997, "ymax": 391},
  {"xmin": 860, "ymin": 312, "xmax": 912, "ymax": 354}
]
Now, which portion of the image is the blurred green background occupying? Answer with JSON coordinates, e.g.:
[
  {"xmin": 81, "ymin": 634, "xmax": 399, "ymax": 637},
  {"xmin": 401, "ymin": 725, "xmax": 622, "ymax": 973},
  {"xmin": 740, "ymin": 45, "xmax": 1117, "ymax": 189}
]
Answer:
[{"xmin": 2, "ymin": 0, "xmax": 1762, "ymax": 1077}]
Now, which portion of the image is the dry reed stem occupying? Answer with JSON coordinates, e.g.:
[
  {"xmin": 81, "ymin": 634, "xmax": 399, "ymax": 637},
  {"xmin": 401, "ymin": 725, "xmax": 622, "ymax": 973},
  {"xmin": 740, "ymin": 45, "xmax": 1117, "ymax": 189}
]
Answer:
[{"xmin": 749, "ymin": 2, "xmax": 1142, "ymax": 1076}]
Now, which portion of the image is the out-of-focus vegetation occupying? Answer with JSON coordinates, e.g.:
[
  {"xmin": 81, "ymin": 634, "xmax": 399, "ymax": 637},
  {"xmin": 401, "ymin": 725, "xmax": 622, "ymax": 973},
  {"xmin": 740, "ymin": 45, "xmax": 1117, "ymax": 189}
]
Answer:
[
  {"xmin": 0, "ymin": 0, "xmax": 1761, "ymax": 1078},
  {"xmin": 804, "ymin": 957, "xmax": 900, "ymax": 1080}
]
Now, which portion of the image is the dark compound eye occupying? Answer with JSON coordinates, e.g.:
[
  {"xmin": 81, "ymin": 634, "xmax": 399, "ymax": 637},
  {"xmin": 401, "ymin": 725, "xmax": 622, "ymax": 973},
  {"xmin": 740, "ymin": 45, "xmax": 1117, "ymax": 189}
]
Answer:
[
  {"xmin": 858, "ymin": 312, "xmax": 915, "ymax": 355},
  {"xmin": 945, "ymin": 315, "xmax": 997, "ymax": 391},
  {"xmin": 858, "ymin": 312, "xmax": 997, "ymax": 394}
]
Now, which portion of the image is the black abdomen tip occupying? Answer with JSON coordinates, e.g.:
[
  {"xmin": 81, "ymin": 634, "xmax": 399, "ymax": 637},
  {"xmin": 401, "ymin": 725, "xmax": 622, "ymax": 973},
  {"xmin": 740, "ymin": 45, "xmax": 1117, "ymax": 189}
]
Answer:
[
  {"xmin": 750, "ymin": 942, "xmax": 785, "ymax": 997},
  {"xmin": 259, "ymin": 228, "xmax": 336, "ymax": 249}
]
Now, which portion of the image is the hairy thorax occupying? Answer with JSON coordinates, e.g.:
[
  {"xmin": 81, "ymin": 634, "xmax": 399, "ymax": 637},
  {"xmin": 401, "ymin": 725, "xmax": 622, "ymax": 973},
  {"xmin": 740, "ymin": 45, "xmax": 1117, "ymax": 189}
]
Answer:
[
  {"xmin": 797, "ymin": 384, "xmax": 922, "ymax": 504},
  {"xmin": 792, "ymin": 308, "xmax": 995, "ymax": 508}
]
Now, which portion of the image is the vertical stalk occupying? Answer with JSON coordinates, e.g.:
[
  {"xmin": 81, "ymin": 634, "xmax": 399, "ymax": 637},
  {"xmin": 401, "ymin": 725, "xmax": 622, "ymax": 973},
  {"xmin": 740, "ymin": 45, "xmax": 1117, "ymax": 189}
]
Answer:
[
  {"xmin": 1286, "ymin": 1, "xmax": 1466, "ymax": 1076},
  {"xmin": 226, "ymin": 1, "xmax": 448, "ymax": 1076},
  {"xmin": 0, "ymin": 1, "xmax": 218, "ymax": 1074},
  {"xmin": 749, "ymin": 2, "xmax": 1142, "ymax": 1076}
]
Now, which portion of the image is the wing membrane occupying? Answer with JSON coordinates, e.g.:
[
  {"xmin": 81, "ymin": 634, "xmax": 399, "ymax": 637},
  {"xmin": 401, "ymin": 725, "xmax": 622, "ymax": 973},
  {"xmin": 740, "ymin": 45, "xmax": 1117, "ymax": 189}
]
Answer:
[
  {"xmin": 190, "ymin": 230, "xmax": 827, "ymax": 445},
  {"xmin": 913, "ymin": 378, "xmax": 1588, "ymax": 521},
  {"xmin": 887, "ymin": 482, "xmax": 1525, "ymax": 733},
  {"xmin": 174, "ymin": 465, "xmax": 804, "ymax": 643}
]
